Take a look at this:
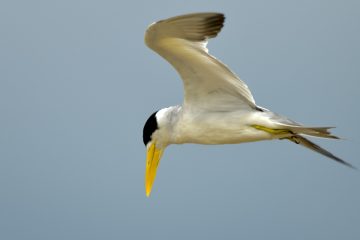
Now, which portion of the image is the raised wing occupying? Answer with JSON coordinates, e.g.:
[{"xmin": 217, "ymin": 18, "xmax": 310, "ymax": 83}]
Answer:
[{"xmin": 145, "ymin": 12, "xmax": 257, "ymax": 111}]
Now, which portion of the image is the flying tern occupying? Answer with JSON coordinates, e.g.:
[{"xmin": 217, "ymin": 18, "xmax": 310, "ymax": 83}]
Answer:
[{"xmin": 142, "ymin": 12, "xmax": 354, "ymax": 197}]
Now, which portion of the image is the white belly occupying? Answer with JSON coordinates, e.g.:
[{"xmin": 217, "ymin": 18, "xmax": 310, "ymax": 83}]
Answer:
[{"xmin": 173, "ymin": 110, "xmax": 275, "ymax": 145}]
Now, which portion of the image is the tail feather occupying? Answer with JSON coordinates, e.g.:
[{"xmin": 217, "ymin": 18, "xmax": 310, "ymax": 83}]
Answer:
[
  {"xmin": 266, "ymin": 111, "xmax": 340, "ymax": 139},
  {"xmin": 251, "ymin": 118, "xmax": 354, "ymax": 168},
  {"xmin": 288, "ymin": 135, "xmax": 355, "ymax": 169},
  {"xmin": 280, "ymin": 125, "xmax": 340, "ymax": 139}
]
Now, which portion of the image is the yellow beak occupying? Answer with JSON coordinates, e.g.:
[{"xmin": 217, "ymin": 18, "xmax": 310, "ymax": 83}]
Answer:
[{"xmin": 145, "ymin": 142, "xmax": 164, "ymax": 197}]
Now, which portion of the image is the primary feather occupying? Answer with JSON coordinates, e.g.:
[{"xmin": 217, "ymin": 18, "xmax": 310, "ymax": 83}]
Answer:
[{"xmin": 145, "ymin": 12, "xmax": 256, "ymax": 111}]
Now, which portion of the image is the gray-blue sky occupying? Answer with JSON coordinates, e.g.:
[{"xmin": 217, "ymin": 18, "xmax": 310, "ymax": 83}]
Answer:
[{"xmin": 1, "ymin": 0, "xmax": 359, "ymax": 239}]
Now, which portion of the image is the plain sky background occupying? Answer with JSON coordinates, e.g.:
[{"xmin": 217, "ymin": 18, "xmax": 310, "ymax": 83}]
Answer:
[{"xmin": 1, "ymin": 0, "xmax": 359, "ymax": 239}]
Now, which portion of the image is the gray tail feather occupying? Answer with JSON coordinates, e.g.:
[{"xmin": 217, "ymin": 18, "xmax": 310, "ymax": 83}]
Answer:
[
  {"xmin": 288, "ymin": 135, "xmax": 356, "ymax": 169},
  {"xmin": 285, "ymin": 125, "xmax": 340, "ymax": 139}
]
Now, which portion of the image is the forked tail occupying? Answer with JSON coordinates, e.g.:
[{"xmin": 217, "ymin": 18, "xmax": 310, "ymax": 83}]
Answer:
[
  {"xmin": 287, "ymin": 134, "xmax": 355, "ymax": 169},
  {"xmin": 280, "ymin": 125, "xmax": 355, "ymax": 168},
  {"xmin": 252, "ymin": 124, "xmax": 355, "ymax": 169}
]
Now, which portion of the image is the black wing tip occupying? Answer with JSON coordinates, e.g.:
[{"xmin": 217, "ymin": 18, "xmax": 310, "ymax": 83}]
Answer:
[
  {"xmin": 186, "ymin": 12, "xmax": 224, "ymax": 18},
  {"xmin": 203, "ymin": 13, "xmax": 225, "ymax": 38},
  {"xmin": 156, "ymin": 12, "xmax": 226, "ymax": 42},
  {"xmin": 166, "ymin": 12, "xmax": 225, "ymax": 22},
  {"xmin": 205, "ymin": 13, "xmax": 225, "ymax": 25},
  {"xmin": 205, "ymin": 12, "xmax": 225, "ymax": 20}
]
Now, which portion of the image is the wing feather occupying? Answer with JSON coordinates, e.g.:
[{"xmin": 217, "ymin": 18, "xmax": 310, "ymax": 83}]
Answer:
[{"xmin": 145, "ymin": 13, "xmax": 256, "ymax": 111}]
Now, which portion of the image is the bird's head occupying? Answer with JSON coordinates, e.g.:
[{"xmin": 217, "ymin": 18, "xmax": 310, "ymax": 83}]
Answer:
[{"xmin": 142, "ymin": 108, "xmax": 173, "ymax": 197}]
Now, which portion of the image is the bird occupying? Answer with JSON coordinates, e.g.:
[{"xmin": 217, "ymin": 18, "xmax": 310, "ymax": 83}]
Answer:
[{"xmin": 142, "ymin": 12, "xmax": 354, "ymax": 197}]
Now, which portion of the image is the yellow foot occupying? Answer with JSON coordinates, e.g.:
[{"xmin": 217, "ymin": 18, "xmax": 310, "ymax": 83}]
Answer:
[{"xmin": 251, "ymin": 125, "xmax": 292, "ymax": 135}]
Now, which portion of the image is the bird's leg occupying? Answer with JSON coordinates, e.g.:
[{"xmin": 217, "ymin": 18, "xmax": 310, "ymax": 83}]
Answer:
[{"xmin": 251, "ymin": 125, "xmax": 292, "ymax": 135}]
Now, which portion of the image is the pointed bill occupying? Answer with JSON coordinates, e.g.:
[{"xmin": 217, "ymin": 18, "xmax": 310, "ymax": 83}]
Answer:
[{"xmin": 145, "ymin": 142, "xmax": 164, "ymax": 197}]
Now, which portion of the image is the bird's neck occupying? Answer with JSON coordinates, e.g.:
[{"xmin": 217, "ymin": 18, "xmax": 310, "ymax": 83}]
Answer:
[{"xmin": 154, "ymin": 105, "xmax": 182, "ymax": 147}]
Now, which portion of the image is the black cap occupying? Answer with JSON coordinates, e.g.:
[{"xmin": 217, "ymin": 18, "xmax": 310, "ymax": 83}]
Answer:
[{"xmin": 143, "ymin": 111, "xmax": 159, "ymax": 146}]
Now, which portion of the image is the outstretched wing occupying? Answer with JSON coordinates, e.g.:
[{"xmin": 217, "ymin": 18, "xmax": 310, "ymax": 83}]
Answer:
[{"xmin": 145, "ymin": 13, "xmax": 256, "ymax": 111}]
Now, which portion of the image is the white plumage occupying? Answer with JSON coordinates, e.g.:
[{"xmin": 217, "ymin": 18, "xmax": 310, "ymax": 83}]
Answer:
[{"xmin": 142, "ymin": 12, "xmax": 354, "ymax": 197}]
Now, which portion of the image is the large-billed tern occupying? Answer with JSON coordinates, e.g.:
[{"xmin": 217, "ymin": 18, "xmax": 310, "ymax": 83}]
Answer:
[{"xmin": 142, "ymin": 12, "xmax": 354, "ymax": 197}]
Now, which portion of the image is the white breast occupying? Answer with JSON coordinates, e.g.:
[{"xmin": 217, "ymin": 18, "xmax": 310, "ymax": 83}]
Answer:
[{"xmin": 172, "ymin": 109, "xmax": 274, "ymax": 145}]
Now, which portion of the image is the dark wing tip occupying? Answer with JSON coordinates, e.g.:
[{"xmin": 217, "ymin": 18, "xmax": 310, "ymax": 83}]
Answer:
[
  {"xmin": 196, "ymin": 13, "xmax": 224, "ymax": 39},
  {"xmin": 161, "ymin": 12, "xmax": 226, "ymax": 42},
  {"xmin": 204, "ymin": 14, "xmax": 225, "ymax": 37}
]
